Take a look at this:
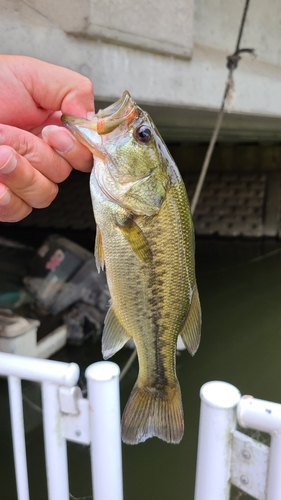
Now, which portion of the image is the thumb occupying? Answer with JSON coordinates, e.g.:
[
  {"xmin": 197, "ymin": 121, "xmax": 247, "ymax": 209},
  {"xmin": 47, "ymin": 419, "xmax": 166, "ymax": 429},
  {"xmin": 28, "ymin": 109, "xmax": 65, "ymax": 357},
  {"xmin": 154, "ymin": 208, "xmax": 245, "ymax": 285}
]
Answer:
[{"xmin": 42, "ymin": 125, "xmax": 93, "ymax": 172}]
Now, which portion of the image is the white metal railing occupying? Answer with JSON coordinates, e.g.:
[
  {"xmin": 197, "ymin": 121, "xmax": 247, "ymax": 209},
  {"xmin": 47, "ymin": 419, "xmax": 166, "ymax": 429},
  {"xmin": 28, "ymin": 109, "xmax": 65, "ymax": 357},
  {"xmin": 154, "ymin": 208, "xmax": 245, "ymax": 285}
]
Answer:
[
  {"xmin": 0, "ymin": 351, "xmax": 123, "ymax": 500},
  {"xmin": 194, "ymin": 380, "xmax": 281, "ymax": 500},
  {"xmin": 3, "ymin": 352, "xmax": 281, "ymax": 500}
]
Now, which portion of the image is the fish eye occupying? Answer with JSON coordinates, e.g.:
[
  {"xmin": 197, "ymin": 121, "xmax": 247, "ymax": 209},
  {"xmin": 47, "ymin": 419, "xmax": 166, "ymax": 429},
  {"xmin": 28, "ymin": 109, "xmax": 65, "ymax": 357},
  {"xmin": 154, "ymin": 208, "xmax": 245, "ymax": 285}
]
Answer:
[{"xmin": 134, "ymin": 125, "xmax": 152, "ymax": 144}]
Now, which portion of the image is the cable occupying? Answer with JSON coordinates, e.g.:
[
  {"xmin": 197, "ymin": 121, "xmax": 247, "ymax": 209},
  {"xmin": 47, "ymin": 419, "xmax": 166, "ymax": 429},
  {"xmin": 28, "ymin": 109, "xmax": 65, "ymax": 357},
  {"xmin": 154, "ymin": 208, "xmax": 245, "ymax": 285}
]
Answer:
[{"xmin": 191, "ymin": 0, "xmax": 253, "ymax": 215}]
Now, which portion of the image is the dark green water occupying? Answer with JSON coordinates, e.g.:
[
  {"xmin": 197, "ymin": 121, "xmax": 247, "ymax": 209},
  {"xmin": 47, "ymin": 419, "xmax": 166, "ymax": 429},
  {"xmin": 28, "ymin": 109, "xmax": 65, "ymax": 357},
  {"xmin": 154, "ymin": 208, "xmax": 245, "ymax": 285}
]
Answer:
[{"xmin": 1, "ymin": 238, "xmax": 281, "ymax": 499}]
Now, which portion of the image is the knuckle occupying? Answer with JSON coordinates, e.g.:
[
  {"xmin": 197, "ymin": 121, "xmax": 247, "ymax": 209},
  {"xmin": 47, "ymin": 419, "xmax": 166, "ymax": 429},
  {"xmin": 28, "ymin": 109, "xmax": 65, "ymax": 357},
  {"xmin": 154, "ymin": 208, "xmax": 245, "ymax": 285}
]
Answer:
[
  {"xmin": 0, "ymin": 126, "xmax": 35, "ymax": 162},
  {"xmin": 50, "ymin": 163, "xmax": 71, "ymax": 184}
]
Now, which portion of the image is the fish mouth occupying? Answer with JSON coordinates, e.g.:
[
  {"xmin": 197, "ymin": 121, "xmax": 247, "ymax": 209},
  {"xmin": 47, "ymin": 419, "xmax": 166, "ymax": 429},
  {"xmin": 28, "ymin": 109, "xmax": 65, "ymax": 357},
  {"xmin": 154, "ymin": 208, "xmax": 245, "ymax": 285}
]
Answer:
[
  {"xmin": 95, "ymin": 91, "xmax": 137, "ymax": 133},
  {"xmin": 61, "ymin": 91, "xmax": 137, "ymax": 157}
]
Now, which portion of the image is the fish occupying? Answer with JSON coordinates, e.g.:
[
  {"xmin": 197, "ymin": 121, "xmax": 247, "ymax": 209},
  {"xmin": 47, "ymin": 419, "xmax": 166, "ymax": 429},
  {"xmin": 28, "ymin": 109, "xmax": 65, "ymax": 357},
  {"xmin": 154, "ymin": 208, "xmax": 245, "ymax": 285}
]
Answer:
[{"xmin": 62, "ymin": 91, "xmax": 201, "ymax": 445}]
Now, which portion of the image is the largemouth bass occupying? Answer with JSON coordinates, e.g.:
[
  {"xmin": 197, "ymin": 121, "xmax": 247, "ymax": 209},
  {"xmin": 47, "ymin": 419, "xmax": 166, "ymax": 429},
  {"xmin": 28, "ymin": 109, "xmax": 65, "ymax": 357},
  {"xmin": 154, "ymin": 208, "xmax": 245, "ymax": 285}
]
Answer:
[{"xmin": 62, "ymin": 92, "xmax": 201, "ymax": 444}]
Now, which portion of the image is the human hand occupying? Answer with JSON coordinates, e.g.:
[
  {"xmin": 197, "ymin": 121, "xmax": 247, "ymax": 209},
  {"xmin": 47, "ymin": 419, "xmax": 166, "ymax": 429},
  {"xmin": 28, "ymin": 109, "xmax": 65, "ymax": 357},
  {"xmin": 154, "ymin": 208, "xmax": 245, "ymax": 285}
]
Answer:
[{"xmin": 0, "ymin": 55, "xmax": 94, "ymax": 222}]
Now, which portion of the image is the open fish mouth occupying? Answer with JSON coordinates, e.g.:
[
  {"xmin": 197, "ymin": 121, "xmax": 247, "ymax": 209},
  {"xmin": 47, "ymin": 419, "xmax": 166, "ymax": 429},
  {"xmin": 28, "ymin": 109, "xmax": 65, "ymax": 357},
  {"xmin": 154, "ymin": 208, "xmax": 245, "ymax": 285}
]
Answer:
[
  {"xmin": 61, "ymin": 91, "xmax": 138, "ymax": 159},
  {"xmin": 62, "ymin": 91, "xmax": 137, "ymax": 136},
  {"xmin": 95, "ymin": 91, "xmax": 137, "ymax": 133}
]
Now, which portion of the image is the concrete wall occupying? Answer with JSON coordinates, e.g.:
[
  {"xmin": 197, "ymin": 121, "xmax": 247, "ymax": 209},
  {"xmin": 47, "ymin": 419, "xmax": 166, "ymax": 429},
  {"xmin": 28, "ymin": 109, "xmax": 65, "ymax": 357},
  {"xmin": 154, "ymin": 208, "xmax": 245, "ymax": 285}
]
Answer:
[{"xmin": 1, "ymin": 0, "xmax": 281, "ymax": 141}]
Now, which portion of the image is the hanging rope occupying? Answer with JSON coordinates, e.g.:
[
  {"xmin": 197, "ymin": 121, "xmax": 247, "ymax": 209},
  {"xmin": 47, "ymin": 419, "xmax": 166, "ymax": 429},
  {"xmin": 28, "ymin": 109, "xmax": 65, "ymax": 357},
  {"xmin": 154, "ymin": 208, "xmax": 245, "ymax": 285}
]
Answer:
[
  {"xmin": 120, "ymin": 0, "xmax": 254, "ymax": 382},
  {"xmin": 190, "ymin": 0, "xmax": 254, "ymax": 215}
]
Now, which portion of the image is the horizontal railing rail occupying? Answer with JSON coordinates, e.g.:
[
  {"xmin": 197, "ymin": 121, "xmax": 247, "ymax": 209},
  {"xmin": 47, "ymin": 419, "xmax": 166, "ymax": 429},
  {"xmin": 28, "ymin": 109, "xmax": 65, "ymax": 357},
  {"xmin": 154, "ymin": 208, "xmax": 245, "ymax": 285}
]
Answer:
[{"xmin": 3, "ymin": 352, "xmax": 279, "ymax": 500}]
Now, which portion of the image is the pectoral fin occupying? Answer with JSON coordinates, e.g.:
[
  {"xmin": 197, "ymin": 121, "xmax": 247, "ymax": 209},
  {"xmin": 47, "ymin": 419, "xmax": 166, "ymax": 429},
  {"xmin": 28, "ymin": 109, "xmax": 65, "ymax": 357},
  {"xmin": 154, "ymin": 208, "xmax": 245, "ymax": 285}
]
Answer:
[
  {"xmin": 102, "ymin": 305, "xmax": 131, "ymax": 359},
  {"xmin": 179, "ymin": 284, "xmax": 201, "ymax": 356},
  {"xmin": 117, "ymin": 218, "xmax": 152, "ymax": 263},
  {"xmin": 94, "ymin": 225, "xmax": 105, "ymax": 272}
]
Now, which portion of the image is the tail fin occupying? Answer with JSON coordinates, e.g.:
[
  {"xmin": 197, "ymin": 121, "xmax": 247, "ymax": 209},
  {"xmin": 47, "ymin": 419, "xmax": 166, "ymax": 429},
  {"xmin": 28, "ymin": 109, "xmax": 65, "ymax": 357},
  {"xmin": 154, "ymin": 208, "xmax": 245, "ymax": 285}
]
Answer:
[{"xmin": 121, "ymin": 381, "xmax": 184, "ymax": 444}]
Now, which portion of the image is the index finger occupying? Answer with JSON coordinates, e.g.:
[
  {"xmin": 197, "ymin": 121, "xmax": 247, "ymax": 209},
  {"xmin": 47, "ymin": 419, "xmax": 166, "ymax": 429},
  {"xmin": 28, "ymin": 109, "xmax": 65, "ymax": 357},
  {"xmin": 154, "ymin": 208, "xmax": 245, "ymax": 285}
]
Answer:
[
  {"xmin": 29, "ymin": 57, "xmax": 95, "ymax": 116},
  {"xmin": 5, "ymin": 55, "xmax": 95, "ymax": 118}
]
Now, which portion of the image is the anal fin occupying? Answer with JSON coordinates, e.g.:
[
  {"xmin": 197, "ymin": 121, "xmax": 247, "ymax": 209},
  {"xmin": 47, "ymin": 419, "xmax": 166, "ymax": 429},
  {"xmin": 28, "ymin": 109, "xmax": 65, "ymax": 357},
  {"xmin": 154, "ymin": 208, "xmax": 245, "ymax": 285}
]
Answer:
[
  {"xmin": 102, "ymin": 306, "xmax": 131, "ymax": 359},
  {"xmin": 179, "ymin": 284, "xmax": 201, "ymax": 356}
]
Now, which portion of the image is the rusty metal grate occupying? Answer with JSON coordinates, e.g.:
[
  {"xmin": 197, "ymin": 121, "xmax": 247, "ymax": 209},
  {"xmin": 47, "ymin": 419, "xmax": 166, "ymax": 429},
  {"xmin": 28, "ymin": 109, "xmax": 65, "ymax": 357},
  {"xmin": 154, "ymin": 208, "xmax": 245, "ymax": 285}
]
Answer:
[
  {"xmin": 7, "ymin": 170, "xmax": 281, "ymax": 238},
  {"xmin": 184, "ymin": 173, "xmax": 271, "ymax": 238}
]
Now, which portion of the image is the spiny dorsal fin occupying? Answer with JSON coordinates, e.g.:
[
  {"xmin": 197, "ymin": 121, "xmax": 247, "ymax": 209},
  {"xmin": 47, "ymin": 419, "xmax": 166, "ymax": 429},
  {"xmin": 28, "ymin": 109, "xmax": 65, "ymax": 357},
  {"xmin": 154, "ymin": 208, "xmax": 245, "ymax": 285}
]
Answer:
[
  {"xmin": 179, "ymin": 284, "xmax": 201, "ymax": 356},
  {"xmin": 102, "ymin": 306, "xmax": 131, "ymax": 360},
  {"xmin": 116, "ymin": 218, "xmax": 152, "ymax": 263},
  {"xmin": 94, "ymin": 225, "xmax": 105, "ymax": 272}
]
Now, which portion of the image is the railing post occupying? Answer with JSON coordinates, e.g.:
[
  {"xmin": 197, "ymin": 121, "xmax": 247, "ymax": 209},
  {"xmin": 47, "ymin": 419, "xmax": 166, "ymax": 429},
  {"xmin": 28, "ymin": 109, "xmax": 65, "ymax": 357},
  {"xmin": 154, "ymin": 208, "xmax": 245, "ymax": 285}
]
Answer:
[
  {"xmin": 86, "ymin": 361, "xmax": 123, "ymax": 500},
  {"xmin": 8, "ymin": 376, "xmax": 30, "ymax": 500},
  {"xmin": 267, "ymin": 435, "xmax": 281, "ymax": 500},
  {"xmin": 194, "ymin": 381, "xmax": 241, "ymax": 500},
  {"xmin": 41, "ymin": 382, "xmax": 70, "ymax": 500}
]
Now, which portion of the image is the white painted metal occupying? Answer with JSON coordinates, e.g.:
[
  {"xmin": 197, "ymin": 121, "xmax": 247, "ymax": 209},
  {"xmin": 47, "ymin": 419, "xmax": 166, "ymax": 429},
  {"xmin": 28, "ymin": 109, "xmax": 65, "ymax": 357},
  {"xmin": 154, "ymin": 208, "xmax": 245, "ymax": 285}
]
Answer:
[
  {"xmin": 266, "ymin": 434, "xmax": 281, "ymax": 500},
  {"xmin": 1, "ymin": 352, "xmax": 123, "ymax": 500},
  {"xmin": 59, "ymin": 385, "xmax": 83, "ymax": 414},
  {"xmin": 3, "ymin": 353, "xmax": 80, "ymax": 500},
  {"xmin": 237, "ymin": 396, "xmax": 281, "ymax": 434},
  {"xmin": 230, "ymin": 430, "xmax": 269, "ymax": 500},
  {"xmin": 194, "ymin": 381, "xmax": 241, "ymax": 500},
  {"xmin": 0, "ymin": 351, "xmax": 79, "ymax": 385},
  {"xmin": 5, "ymin": 349, "xmax": 281, "ymax": 500},
  {"xmin": 86, "ymin": 361, "xmax": 123, "ymax": 500},
  {"xmin": 8, "ymin": 376, "xmax": 30, "ymax": 500},
  {"xmin": 41, "ymin": 381, "xmax": 70, "ymax": 500},
  {"xmin": 196, "ymin": 383, "xmax": 281, "ymax": 500},
  {"xmin": 61, "ymin": 395, "xmax": 91, "ymax": 445},
  {"xmin": 237, "ymin": 396, "xmax": 281, "ymax": 500}
]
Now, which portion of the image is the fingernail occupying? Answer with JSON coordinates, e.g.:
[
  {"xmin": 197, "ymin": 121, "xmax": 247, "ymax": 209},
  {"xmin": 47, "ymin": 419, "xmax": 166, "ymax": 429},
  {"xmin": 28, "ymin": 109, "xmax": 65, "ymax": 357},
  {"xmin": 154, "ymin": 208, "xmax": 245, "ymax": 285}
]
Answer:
[
  {"xmin": 42, "ymin": 125, "xmax": 75, "ymax": 154},
  {"xmin": 0, "ymin": 150, "xmax": 17, "ymax": 174},
  {"xmin": 0, "ymin": 185, "xmax": 11, "ymax": 205}
]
